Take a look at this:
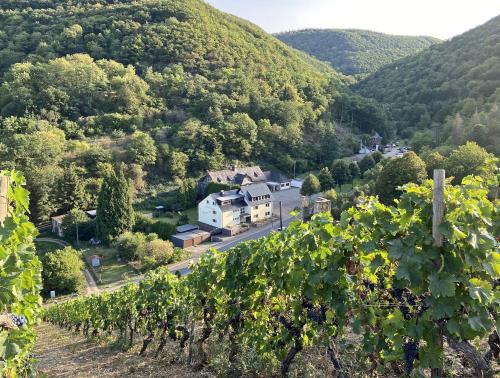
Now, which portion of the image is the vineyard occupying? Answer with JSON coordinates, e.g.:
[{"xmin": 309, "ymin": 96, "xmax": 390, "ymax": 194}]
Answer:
[
  {"xmin": 0, "ymin": 172, "xmax": 43, "ymax": 377},
  {"xmin": 44, "ymin": 173, "xmax": 499, "ymax": 377}
]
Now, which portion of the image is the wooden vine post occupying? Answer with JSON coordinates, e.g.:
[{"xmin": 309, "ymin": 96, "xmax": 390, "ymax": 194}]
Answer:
[
  {"xmin": 431, "ymin": 169, "xmax": 445, "ymax": 378},
  {"xmin": 0, "ymin": 176, "xmax": 8, "ymax": 224}
]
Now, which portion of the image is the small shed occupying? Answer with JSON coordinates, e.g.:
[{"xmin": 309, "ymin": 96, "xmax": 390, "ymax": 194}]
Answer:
[
  {"xmin": 291, "ymin": 179, "xmax": 303, "ymax": 189},
  {"xmin": 171, "ymin": 230, "xmax": 211, "ymax": 249},
  {"xmin": 51, "ymin": 215, "xmax": 66, "ymax": 237},
  {"xmin": 176, "ymin": 224, "xmax": 199, "ymax": 234},
  {"xmin": 90, "ymin": 255, "xmax": 101, "ymax": 267}
]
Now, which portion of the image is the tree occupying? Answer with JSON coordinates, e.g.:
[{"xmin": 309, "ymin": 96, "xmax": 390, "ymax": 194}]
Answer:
[
  {"xmin": 126, "ymin": 131, "xmax": 157, "ymax": 166},
  {"xmin": 359, "ymin": 154, "xmax": 376, "ymax": 174},
  {"xmin": 375, "ymin": 152, "xmax": 426, "ymax": 204},
  {"xmin": 62, "ymin": 208, "xmax": 95, "ymax": 243},
  {"xmin": 56, "ymin": 163, "xmax": 88, "ymax": 213},
  {"xmin": 445, "ymin": 142, "xmax": 494, "ymax": 184},
  {"xmin": 422, "ymin": 151, "xmax": 445, "ymax": 178},
  {"xmin": 411, "ymin": 131, "xmax": 434, "ymax": 153},
  {"xmin": 318, "ymin": 167, "xmax": 334, "ymax": 191},
  {"xmin": 168, "ymin": 150, "xmax": 189, "ymax": 181},
  {"xmin": 371, "ymin": 151, "xmax": 384, "ymax": 164},
  {"xmin": 331, "ymin": 159, "xmax": 351, "ymax": 188},
  {"xmin": 301, "ymin": 174, "xmax": 321, "ymax": 196},
  {"xmin": 42, "ymin": 247, "xmax": 85, "ymax": 295},
  {"xmin": 96, "ymin": 167, "xmax": 134, "ymax": 243},
  {"xmin": 178, "ymin": 179, "xmax": 198, "ymax": 209},
  {"xmin": 348, "ymin": 161, "xmax": 360, "ymax": 179}
]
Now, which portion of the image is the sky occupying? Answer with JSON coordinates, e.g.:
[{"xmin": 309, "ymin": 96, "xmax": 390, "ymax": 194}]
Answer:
[{"xmin": 205, "ymin": 0, "xmax": 500, "ymax": 39}]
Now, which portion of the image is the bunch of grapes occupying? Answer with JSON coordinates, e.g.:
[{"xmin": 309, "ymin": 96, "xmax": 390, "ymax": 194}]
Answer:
[
  {"xmin": 363, "ymin": 280, "xmax": 375, "ymax": 292},
  {"xmin": 403, "ymin": 341, "xmax": 419, "ymax": 376},
  {"xmin": 10, "ymin": 313, "xmax": 27, "ymax": 328}
]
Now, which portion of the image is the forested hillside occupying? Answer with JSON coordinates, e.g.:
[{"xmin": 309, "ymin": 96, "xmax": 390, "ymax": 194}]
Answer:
[
  {"xmin": 355, "ymin": 15, "xmax": 500, "ymax": 152},
  {"xmin": 276, "ymin": 29, "xmax": 440, "ymax": 77},
  {"xmin": 0, "ymin": 0, "xmax": 389, "ymax": 223}
]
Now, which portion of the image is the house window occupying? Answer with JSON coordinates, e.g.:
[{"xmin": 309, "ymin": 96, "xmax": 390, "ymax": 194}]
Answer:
[
  {"xmin": 213, "ymin": 219, "xmax": 216, "ymax": 223},
  {"xmin": 254, "ymin": 172, "xmax": 258, "ymax": 178},
  {"xmin": 265, "ymin": 203, "xmax": 270, "ymax": 207},
  {"xmin": 212, "ymin": 210, "xmax": 216, "ymax": 214},
  {"xmin": 265, "ymin": 212, "xmax": 270, "ymax": 216},
  {"xmin": 253, "ymin": 206, "xmax": 258, "ymax": 210},
  {"xmin": 212, "ymin": 201, "xmax": 215, "ymax": 205},
  {"xmin": 206, "ymin": 200, "xmax": 209, "ymax": 203},
  {"xmin": 254, "ymin": 214, "xmax": 259, "ymax": 218}
]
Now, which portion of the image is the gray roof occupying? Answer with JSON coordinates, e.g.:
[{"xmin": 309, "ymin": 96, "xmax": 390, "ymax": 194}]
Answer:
[
  {"xmin": 264, "ymin": 170, "xmax": 290, "ymax": 183},
  {"xmin": 176, "ymin": 224, "xmax": 199, "ymax": 233},
  {"xmin": 171, "ymin": 230, "xmax": 210, "ymax": 241},
  {"xmin": 205, "ymin": 166, "xmax": 266, "ymax": 184},
  {"xmin": 240, "ymin": 183, "xmax": 273, "ymax": 205}
]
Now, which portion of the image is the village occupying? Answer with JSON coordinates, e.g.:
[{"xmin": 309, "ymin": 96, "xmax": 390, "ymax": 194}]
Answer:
[{"xmin": 41, "ymin": 133, "xmax": 406, "ymax": 291}]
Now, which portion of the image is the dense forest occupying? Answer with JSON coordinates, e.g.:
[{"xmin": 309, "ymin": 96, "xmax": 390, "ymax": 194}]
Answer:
[
  {"xmin": 0, "ymin": 0, "xmax": 390, "ymax": 223},
  {"xmin": 276, "ymin": 29, "xmax": 440, "ymax": 77},
  {"xmin": 355, "ymin": 15, "xmax": 500, "ymax": 153}
]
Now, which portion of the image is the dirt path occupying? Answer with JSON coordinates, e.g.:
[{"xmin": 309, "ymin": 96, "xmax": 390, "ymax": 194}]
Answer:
[
  {"xmin": 83, "ymin": 269, "xmax": 100, "ymax": 295},
  {"xmin": 36, "ymin": 237, "xmax": 70, "ymax": 247},
  {"xmin": 34, "ymin": 322, "xmax": 206, "ymax": 377}
]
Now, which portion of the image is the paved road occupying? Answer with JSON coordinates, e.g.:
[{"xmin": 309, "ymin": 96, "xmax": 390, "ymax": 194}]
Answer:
[{"xmin": 170, "ymin": 216, "xmax": 298, "ymax": 276}]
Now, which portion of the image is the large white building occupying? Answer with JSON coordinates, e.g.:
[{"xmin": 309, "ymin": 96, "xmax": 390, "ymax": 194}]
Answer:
[{"xmin": 198, "ymin": 183, "xmax": 274, "ymax": 231}]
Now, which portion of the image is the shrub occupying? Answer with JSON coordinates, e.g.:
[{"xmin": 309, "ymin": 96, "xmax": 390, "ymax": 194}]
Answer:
[
  {"xmin": 301, "ymin": 174, "xmax": 321, "ymax": 196},
  {"xmin": 150, "ymin": 221, "xmax": 176, "ymax": 240},
  {"xmin": 114, "ymin": 231, "xmax": 147, "ymax": 261},
  {"xmin": 42, "ymin": 247, "xmax": 85, "ymax": 295}
]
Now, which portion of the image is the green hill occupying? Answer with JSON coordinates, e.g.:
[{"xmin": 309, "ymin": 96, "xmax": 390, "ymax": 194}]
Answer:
[
  {"xmin": 276, "ymin": 29, "xmax": 440, "ymax": 77},
  {"xmin": 0, "ymin": 0, "xmax": 391, "ymax": 223},
  {"xmin": 0, "ymin": 0, "xmax": 389, "ymax": 171},
  {"xmin": 355, "ymin": 15, "xmax": 500, "ymax": 143}
]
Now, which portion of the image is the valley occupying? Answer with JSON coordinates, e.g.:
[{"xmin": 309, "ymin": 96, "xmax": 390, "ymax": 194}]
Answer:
[{"xmin": 0, "ymin": 1, "xmax": 498, "ymax": 377}]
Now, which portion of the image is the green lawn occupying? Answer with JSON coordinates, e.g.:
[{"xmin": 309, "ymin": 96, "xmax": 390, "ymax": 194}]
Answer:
[
  {"xmin": 80, "ymin": 246, "xmax": 138, "ymax": 286},
  {"xmin": 35, "ymin": 241, "xmax": 63, "ymax": 255},
  {"xmin": 153, "ymin": 207, "xmax": 198, "ymax": 225}
]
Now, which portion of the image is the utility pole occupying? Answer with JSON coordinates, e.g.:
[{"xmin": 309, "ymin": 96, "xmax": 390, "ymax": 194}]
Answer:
[
  {"xmin": 293, "ymin": 161, "xmax": 296, "ymax": 179},
  {"xmin": 279, "ymin": 201, "xmax": 283, "ymax": 231}
]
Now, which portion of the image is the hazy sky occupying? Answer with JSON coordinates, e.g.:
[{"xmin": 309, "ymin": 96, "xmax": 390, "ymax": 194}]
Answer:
[{"xmin": 205, "ymin": 0, "xmax": 500, "ymax": 39}]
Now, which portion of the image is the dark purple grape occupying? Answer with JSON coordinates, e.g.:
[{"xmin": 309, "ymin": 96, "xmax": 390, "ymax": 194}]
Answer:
[
  {"xmin": 10, "ymin": 314, "xmax": 27, "ymax": 328},
  {"xmin": 403, "ymin": 342, "xmax": 419, "ymax": 376}
]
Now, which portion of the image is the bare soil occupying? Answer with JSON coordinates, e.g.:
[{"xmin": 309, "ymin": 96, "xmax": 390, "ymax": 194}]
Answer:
[{"xmin": 33, "ymin": 322, "xmax": 207, "ymax": 378}]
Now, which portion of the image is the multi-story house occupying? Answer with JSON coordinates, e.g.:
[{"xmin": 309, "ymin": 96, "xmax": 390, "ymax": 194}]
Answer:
[{"xmin": 198, "ymin": 182, "xmax": 274, "ymax": 231}]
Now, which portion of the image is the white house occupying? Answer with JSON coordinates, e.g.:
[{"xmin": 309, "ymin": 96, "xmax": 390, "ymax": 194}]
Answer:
[{"xmin": 198, "ymin": 183, "xmax": 274, "ymax": 231}]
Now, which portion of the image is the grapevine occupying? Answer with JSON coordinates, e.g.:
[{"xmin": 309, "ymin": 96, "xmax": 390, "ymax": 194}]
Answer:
[
  {"xmin": 0, "ymin": 171, "xmax": 43, "ymax": 377},
  {"xmin": 44, "ymin": 174, "xmax": 499, "ymax": 376}
]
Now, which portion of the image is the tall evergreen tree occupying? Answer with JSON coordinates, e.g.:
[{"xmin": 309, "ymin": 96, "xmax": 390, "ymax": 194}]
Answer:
[
  {"xmin": 96, "ymin": 166, "xmax": 134, "ymax": 243},
  {"xmin": 332, "ymin": 159, "xmax": 351, "ymax": 188},
  {"xmin": 56, "ymin": 163, "xmax": 88, "ymax": 213},
  {"xmin": 318, "ymin": 167, "xmax": 334, "ymax": 191}
]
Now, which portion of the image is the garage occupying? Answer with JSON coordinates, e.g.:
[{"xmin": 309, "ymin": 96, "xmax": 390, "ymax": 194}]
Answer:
[{"xmin": 171, "ymin": 230, "xmax": 211, "ymax": 249}]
